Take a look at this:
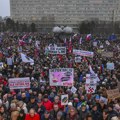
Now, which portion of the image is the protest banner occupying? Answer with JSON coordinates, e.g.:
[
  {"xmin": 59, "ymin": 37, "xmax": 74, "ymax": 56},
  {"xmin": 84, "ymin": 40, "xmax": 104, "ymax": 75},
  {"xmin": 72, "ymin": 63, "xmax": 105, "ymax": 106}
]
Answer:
[
  {"xmin": 48, "ymin": 47, "xmax": 66, "ymax": 54},
  {"xmin": 75, "ymin": 56, "xmax": 82, "ymax": 63},
  {"xmin": 73, "ymin": 49, "xmax": 94, "ymax": 57},
  {"xmin": 107, "ymin": 62, "xmax": 115, "ymax": 70},
  {"xmin": 0, "ymin": 62, "xmax": 3, "ymax": 68},
  {"xmin": 101, "ymin": 52, "xmax": 113, "ymax": 58},
  {"xmin": 71, "ymin": 86, "xmax": 77, "ymax": 94},
  {"xmin": 107, "ymin": 88, "xmax": 120, "ymax": 99},
  {"xmin": 9, "ymin": 77, "xmax": 30, "ymax": 89},
  {"xmin": 49, "ymin": 68, "xmax": 74, "ymax": 86},
  {"xmin": 61, "ymin": 94, "xmax": 68, "ymax": 105}
]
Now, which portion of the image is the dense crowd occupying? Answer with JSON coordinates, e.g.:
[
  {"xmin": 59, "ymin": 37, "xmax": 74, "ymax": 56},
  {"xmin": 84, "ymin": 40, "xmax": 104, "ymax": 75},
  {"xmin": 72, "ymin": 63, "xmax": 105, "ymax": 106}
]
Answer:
[{"xmin": 0, "ymin": 32, "xmax": 119, "ymax": 120}]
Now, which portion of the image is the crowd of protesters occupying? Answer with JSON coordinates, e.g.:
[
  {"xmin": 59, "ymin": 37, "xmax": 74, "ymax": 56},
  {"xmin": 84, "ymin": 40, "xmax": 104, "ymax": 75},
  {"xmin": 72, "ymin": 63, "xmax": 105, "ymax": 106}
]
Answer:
[{"xmin": 0, "ymin": 32, "xmax": 119, "ymax": 120}]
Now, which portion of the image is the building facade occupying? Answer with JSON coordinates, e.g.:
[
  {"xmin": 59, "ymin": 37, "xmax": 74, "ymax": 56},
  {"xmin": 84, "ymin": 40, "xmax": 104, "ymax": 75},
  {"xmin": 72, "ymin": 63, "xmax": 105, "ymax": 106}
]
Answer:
[{"xmin": 10, "ymin": 0, "xmax": 120, "ymax": 29}]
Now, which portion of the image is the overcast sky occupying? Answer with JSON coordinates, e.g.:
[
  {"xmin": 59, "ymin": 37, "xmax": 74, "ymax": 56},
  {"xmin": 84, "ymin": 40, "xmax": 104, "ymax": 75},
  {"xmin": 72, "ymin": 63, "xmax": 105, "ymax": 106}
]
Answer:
[{"xmin": 0, "ymin": 0, "xmax": 10, "ymax": 17}]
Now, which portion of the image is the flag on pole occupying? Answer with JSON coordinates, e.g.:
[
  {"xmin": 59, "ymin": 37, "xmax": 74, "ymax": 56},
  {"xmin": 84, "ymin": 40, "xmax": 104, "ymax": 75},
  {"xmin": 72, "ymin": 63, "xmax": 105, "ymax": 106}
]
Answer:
[
  {"xmin": 64, "ymin": 38, "xmax": 66, "ymax": 44},
  {"xmin": 22, "ymin": 34, "xmax": 27, "ymax": 40},
  {"xmin": 108, "ymin": 34, "xmax": 117, "ymax": 41},
  {"xmin": 20, "ymin": 53, "xmax": 34, "ymax": 63},
  {"xmin": 89, "ymin": 65, "xmax": 100, "ymax": 82},
  {"xmin": 86, "ymin": 34, "xmax": 92, "ymax": 41},
  {"xmin": 89, "ymin": 65, "xmax": 95, "ymax": 75},
  {"xmin": 79, "ymin": 37, "xmax": 82, "ymax": 44},
  {"xmin": 19, "ymin": 39, "xmax": 25, "ymax": 46}
]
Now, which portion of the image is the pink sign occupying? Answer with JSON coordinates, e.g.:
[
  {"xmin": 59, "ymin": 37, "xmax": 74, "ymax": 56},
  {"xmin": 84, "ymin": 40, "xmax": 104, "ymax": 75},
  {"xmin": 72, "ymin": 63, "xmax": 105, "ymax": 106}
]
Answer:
[{"xmin": 49, "ymin": 68, "xmax": 74, "ymax": 86}]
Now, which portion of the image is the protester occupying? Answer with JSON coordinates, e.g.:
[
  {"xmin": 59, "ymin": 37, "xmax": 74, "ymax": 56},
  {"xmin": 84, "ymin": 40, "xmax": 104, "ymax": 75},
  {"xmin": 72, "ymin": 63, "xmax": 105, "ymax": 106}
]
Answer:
[
  {"xmin": 25, "ymin": 108, "xmax": 40, "ymax": 120},
  {"xmin": 0, "ymin": 32, "xmax": 119, "ymax": 120}
]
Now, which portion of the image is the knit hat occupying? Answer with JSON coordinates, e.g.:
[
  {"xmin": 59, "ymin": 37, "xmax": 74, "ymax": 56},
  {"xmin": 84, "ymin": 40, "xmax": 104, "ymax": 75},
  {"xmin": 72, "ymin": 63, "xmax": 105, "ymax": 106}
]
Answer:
[{"xmin": 68, "ymin": 102, "xmax": 73, "ymax": 106}]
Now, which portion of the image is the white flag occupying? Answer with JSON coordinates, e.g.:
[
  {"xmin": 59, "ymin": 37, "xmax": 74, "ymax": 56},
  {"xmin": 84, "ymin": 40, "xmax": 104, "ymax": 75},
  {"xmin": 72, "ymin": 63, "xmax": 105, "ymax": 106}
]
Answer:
[{"xmin": 20, "ymin": 53, "xmax": 34, "ymax": 63}]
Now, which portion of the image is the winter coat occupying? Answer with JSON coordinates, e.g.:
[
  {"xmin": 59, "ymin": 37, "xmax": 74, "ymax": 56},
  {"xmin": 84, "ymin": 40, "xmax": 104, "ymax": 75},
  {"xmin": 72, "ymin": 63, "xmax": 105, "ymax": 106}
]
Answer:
[
  {"xmin": 27, "ymin": 102, "xmax": 37, "ymax": 111},
  {"xmin": 91, "ymin": 110, "xmax": 102, "ymax": 120},
  {"xmin": 42, "ymin": 100, "xmax": 53, "ymax": 111},
  {"xmin": 36, "ymin": 105, "xmax": 46, "ymax": 117},
  {"xmin": 25, "ymin": 113, "xmax": 40, "ymax": 120}
]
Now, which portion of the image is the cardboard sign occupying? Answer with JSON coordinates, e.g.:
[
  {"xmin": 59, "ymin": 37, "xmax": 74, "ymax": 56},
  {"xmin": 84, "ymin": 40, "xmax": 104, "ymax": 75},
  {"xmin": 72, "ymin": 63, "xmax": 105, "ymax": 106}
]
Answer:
[
  {"xmin": 61, "ymin": 94, "xmax": 68, "ymax": 105},
  {"xmin": 71, "ymin": 86, "xmax": 77, "ymax": 94},
  {"xmin": 107, "ymin": 63, "xmax": 115, "ymax": 70},
  {"xmin": 75, "ymin": 56, "xmax": 82, "ymax": 63},
  {"xmin": 107, "ymin": 88, "xmax": 120, "ymax": 99},
  {"xmin": 49, "ymin": 68, "xmax": 74, "ymax": 86},
  {"xmin": 101, "ymin": 52, "xmax": 113, "ymax": 58},
  {"xmin": 9, "ymin": 77, "xmax": 30, "ymax": 89},
  {"xmin": 48, "ymin": 47, "xmax": 66, "ymax": 54},
  {"xmin": 73, "ymin": 49, "xmax": 94, "ymax": 57}
]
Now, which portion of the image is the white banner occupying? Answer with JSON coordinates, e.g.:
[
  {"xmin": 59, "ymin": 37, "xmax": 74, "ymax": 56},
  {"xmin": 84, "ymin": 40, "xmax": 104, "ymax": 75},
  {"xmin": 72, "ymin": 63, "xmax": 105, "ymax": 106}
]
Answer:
[
  {"xmin": 9, "ymin": 77, "xmax": 30, "ymax": 89},
  {"xmin": 73, "ymin": 49, "xmax": 94, "ymax": 57},
  {"xmin": 48, "ymin": 47, "xmax": 66, "ymax": 54}
]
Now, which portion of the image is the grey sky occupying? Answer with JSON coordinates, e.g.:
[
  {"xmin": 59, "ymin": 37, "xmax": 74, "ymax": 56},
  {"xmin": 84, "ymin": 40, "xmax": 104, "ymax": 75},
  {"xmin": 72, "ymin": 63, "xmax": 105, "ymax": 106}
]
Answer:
[{"xmin": 0, "ymin": 0, "xmax": 10, "ymax": 17}]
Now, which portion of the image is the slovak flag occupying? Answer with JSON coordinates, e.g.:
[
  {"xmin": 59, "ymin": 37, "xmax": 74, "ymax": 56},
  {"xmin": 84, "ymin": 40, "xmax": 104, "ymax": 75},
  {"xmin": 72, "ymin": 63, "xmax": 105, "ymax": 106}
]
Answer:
[
  {"xmin": 86, "ymin": 34, "xmax": 92, "ymax": 41},
  {"xmin": 20, "ymin": 53, "xmax": 34, "ymax": 63},
  {"xmin": 79, "ymin": 37, "xmax": 82, "ymax": 44},
  {"xmin": 64, "ymin": 38, "xmax": 66, "ymax": 44},
  {"xmin": 22, "ymin": 34, "xmax": 27, "ymax": 40},
  {"xmin": 69, "ymin": 37, "xmax": 72, "ymax": 45},
  {"xmin": 19, "ymin": 39, "xmax": 25, "ymax": 46}
]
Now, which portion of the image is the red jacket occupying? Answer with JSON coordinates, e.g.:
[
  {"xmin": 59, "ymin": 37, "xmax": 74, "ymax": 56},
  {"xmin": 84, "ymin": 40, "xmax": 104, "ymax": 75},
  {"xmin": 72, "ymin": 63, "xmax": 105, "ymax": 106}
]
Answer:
[
  {"xmin": 25, "ymin": 113, "xmax": 40, "ymax": 120},
  {"xmin": 42, "ymin": 100, "xmax": 53, "ymax": 111}
]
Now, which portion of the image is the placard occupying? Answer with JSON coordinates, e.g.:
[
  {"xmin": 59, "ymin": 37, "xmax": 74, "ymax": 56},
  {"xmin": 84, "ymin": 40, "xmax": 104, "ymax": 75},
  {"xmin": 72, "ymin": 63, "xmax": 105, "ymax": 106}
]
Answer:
[
  {"xmin": 9, "ymin": 77, "xmax": 30, "ymax": 89},
  {"xmin": 73, "ymin": 49, "xmax": 94, "ymax": 57},
  {"xmin": 101, "ymin": 52, "xmax": 113, "ymax": 58},
  {"xmin": 49, "ymin": 68, "xmax": 74, "ymax": 86},
  {"xmin": 71, "ymin": 86, "xmax": 77, "ymax": 94},
  {"xmin": 85, "ymin": 74, "xmax": 97, "ymax": 93},
  {"xmin": 93, "ymin": 42, "xmax": 97, "ymax": 47},
  {"xmin": 107, "ymin": 63, "xmax": 115, "ymax": 70},
  {"xmin": 107, "ymin": 88, "xmax": 120, "ymax": 99},
  {"xmin": 61, "ymin": 94, "xmax": 68, "ymax": 105},
  {"xmin": 75, "ymin": 56, "xmax": 82, "ymax": 63},
  {"xmin": 48, "ymin": 47, "xmax": 66, "ymax": 54}
]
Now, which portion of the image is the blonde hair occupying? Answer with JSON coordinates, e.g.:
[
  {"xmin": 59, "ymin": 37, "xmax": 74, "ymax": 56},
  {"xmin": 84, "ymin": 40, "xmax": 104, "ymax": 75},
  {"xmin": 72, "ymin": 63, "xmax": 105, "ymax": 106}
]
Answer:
[{"xmin": 11, "ymin": 110, "xmax": 19, "ymax": 120}]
